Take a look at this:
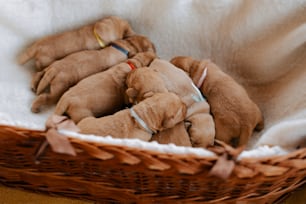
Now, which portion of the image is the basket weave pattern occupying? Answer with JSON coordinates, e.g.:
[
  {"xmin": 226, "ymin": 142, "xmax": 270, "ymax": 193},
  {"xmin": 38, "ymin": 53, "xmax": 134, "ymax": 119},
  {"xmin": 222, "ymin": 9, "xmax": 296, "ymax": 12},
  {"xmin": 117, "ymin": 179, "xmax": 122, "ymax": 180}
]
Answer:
[{"xmin": 0, "ymin": 124, "xmax": 305, "ymax": 203}]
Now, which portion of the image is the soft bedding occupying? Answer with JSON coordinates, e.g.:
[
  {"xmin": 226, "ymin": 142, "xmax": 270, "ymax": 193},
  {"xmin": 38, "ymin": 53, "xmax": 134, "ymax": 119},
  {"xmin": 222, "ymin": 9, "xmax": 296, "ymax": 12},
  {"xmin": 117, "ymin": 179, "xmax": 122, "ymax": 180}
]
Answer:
[{"xmin": 1, "ymin": 0, "xmax": 306, "ymax": 155}]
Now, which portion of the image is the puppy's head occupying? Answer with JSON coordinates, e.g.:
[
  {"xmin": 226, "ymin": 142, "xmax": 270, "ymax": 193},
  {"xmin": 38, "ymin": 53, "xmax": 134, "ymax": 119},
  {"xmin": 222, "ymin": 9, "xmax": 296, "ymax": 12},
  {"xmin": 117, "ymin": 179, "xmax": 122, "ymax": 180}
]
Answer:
[
  {"xmin": 126, "ymin": 67, "xmax": 168, "ymax": 104},
  {"xmin": 147, "ymin": 93, "xmax": 187, "ymax": 130},
  {"xmin": 170, "ymin": 56, "xmax": 194, "ymax": 74},
  {"xmin": 114, "ymin": 16, "xmax": 136, "ymax": 37},
  {"xmin": 130, "ymin": 51, "xmax": 157, "ymax": 68},
  {"xmin": 125, "ymin": 35, "xmax": 156, "ymax": 56},
  {"xmin": 94, "ymin": 16, "xmax": 135, "ymax": 42},
  {"xmin": 160, "ymin": 93, "xmax": 187, "ymax": 130},
  {"xmin": 171, "ymin": 56, "xmax": 212, "ymax": 85}
]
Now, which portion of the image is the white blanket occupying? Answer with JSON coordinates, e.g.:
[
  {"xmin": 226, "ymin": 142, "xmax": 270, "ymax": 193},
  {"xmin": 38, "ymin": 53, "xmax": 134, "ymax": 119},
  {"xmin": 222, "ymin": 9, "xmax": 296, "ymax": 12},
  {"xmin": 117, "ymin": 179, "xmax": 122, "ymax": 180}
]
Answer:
[{"xmin": 1, "ymin": 0, "xmax": 306, "ymax": 153}]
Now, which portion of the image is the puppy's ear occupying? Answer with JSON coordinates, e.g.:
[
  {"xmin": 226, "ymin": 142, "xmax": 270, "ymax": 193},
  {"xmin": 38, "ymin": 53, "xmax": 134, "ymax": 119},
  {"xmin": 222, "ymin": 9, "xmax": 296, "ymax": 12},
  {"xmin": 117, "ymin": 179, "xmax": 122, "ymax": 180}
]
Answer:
[
  {"xmin": 126, "ymin": 88, "xmax": 138, "ymax": 103},
  {"xmin": 162, "ymin": 103, "xmax": 187, "ymax": 129}
]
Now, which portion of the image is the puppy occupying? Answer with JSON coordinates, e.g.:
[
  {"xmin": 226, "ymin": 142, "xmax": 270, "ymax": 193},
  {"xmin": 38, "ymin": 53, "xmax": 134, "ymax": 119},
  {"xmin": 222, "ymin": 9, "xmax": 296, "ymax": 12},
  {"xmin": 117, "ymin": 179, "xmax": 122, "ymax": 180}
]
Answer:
[
  {"xmin": 31, "ymin": 35, "xmax": 155, "ymax": 113},
  {"xmin": 55, "ymin": 51, "xmax": 156, "ymax": 123},
  {"xmin": 171, "ymin": 56, "xmax": 264, "ymax": 147},
  {"xmin": 18, "ymin": 16, "xmax": 135, "ymax": 70},
  {"xmin": 126, "ymin": 60, "xmax": 215, "ymax": 148},
  {"xmin": 151, "ymin": 122, "xmax": 192, "ymax": 147},
  {"xmin": 78, "ymin": 92, "xmax": 187, "ymax": 141},
  {"xmin": 125, "ymin": 66, "xmax": 192, "ymax": 146},
  {"xmin": 152, "ymin": 100, "xmax": 213, "ymax": 147}
]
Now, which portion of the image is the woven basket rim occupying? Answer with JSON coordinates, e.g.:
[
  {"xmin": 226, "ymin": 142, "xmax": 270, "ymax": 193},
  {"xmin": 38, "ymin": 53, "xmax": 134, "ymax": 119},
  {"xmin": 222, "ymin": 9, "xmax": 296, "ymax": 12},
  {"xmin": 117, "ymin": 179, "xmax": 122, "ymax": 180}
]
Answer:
[
  {"xmin": 1, "ymin": 123, "xmax": 306, "ymax": 203},
  {"xmin": 1, "ymin": 123, "xmax": 305, "ymax": 167},
  {"xmin": 0, "ymin": 123, "xmax": 299, "ymax": 160}
]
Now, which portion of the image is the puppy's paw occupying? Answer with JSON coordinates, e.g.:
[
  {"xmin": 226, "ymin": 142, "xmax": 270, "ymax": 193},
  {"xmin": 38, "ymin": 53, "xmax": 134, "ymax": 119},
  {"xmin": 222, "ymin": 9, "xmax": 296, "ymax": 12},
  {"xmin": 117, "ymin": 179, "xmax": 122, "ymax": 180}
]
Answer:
[
  {"xmin": 31, "ymin": 93, "xmax": 58, "ymax": 113},
  {"xmin": 31, "ymin": 102, "xmax": 42, "ymax": 113},
  {"xmin": 31, "ymin": 95, "xmax": 47, "ymax": 113},
  {"xmin": 31, "ymin": 71, "xmax": 45, "ymax": 93}
]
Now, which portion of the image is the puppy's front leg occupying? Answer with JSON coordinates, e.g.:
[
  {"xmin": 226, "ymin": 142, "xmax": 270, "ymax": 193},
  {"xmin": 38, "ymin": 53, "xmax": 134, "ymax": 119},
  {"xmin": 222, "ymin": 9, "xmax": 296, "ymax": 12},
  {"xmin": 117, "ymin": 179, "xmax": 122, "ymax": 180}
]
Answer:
[{"xmin": 31, "ymin": 47, "xmax": 127, "ymax": 112}]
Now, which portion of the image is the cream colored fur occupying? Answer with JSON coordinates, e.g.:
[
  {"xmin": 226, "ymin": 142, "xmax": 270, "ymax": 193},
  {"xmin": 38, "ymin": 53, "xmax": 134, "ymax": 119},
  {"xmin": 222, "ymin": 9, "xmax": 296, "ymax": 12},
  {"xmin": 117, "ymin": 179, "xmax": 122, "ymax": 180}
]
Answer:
[
  {"xmin": 171, "ymin": 57, "xmax": 264, "ymax": 147},
  {"xmin": 30, "ymin": 35, "xmax": 155, "ymax": 113},
  {"xmin": 18, "ymin": 16, "xmax": 135, "ymax": 70},
  {"xmin": 78, "ymin": 92, "xmax": 187, "ymax": 141},
  {"xmin": 54, "ymin": 51, "xmax": 156, "ymax": 123},
  {"xmin": 126, "ymin": 59, "xmax": 215, "ymax": 147}
]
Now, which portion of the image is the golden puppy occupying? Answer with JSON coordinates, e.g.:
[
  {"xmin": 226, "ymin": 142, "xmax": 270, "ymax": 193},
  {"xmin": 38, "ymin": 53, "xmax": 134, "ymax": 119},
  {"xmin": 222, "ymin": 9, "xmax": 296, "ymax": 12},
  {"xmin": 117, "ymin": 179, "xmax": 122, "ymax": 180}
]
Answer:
[
  {"xmin": 126, "ymin": 60, "xmax": 215, "ymax": 148},
  {"xmin": 125, "ymin": 66, "xmax": 192, "ymax": 147},
  {"xmin": 19, "ymin": 16, "xmax": 135, "ymax": 70},
  {"xmin": 151, "ymin": 100, "xmax": 213, "ymax": 147},
  {"xmin": 78, "ymin": 92, "xmax": 187, "ymax": 141},
  {"xmin": 151, "ymin": 122, "xmax": 192, "ymax": 147},
  {"xmin": 55, "ymin": 51, "xmax": 156, "ymax": 123},
  {"xmin": 171, "ymin": 56, "xmax": 264, "ymax": 147},
  {"xmin": 31, "ymin": 35, "xmax": 155, "ymax": 113}
]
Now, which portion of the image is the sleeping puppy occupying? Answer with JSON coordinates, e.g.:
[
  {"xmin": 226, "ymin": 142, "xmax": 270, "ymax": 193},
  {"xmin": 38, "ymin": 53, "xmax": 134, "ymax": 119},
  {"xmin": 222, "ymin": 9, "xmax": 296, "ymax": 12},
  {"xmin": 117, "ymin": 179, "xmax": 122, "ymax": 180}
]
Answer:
[
  {"xmin": 151, "ymin": 122, "xmax": 192, "ymax": 147},
  {"xmin": 77, "ymin": 92, "xmax": 187, "ymax": 141},
  {"xmin": 126, "ymin": 60, "xmax": 215, "ymax": 148},
  {"xmin": 171, "ymin": 56, "xmax": 264, "ymax": 147},
  {"xmin": 18, "ymin": 16, "xmax": 135, "ymax": 70},
  {"xmin": 31, "ymin": 35, "xmax": 155, "ymax": 113},
  {"xmin": 54, "ymin": 51, "xmax": 156, "ymax": 123},
  {"xmin": 124, "ymin": 66, "xmax": 191, "ymax": 147}
]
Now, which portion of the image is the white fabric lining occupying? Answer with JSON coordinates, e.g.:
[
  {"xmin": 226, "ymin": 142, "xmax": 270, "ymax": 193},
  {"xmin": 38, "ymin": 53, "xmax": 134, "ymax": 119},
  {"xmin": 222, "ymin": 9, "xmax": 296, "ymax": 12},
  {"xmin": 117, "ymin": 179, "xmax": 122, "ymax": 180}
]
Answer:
[{"xmin": 1, "ymin": 0, "xmax": 306, "ymax": 158}]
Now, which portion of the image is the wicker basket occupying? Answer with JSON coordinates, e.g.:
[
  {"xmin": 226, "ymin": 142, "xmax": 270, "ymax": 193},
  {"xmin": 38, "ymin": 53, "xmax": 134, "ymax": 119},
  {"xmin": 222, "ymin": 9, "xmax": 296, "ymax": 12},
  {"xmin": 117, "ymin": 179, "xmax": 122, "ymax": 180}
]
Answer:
[{"xmin": 0, "ymin": 124, "xmax": 305, "ymax": 203}]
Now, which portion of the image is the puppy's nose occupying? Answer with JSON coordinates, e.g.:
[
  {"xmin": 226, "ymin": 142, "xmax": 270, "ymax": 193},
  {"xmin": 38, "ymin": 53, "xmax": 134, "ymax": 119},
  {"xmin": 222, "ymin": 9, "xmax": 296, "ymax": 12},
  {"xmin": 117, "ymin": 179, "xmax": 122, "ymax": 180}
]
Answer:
[{"xmin": 230, "ymin": 137, "xmax": 239, "ymax": 147}]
